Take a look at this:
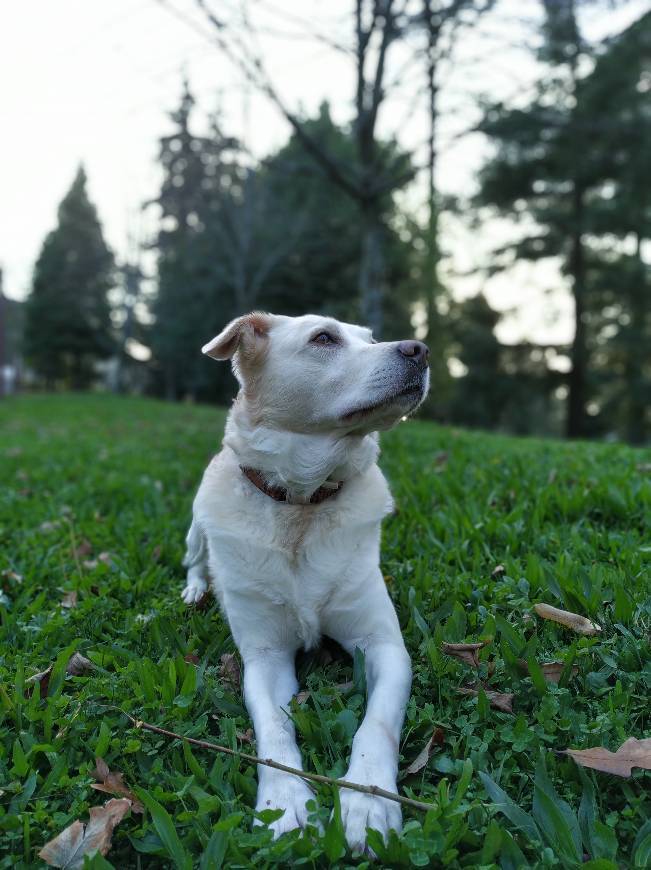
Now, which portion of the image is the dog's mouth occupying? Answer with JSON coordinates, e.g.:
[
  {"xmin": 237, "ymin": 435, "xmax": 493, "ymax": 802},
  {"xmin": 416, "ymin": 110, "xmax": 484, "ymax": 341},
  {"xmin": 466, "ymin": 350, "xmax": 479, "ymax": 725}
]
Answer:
[{"xmin": 341, "ymin": 381, "xmax": 425, "ymax": 423}]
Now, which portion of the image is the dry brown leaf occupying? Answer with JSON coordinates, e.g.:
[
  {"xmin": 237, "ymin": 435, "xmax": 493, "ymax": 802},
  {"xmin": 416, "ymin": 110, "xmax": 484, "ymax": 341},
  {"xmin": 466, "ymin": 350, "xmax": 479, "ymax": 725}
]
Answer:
[
  {"xmin": 91, "ymin": 757, "xmax": 144, "ymax": 813},
  {"xmin": 39, "ymin": 797, "xmax": 131, "ymax": 868},
  {"xmin": 72, "ymin": 538, "xmax": 93, "ymax": 560},
  {"xmin": 442, "ymin": 641, "xmax": 489, "ymax": 668},
  {"xmin": 236, "ymin": 728, "xmax": 254, "ymax": 744},
  {"xmin": 61, "ymin": 591, "xmax": 78, "ymax": 609},
  {"xmin": 184, "ymin": 653, "xmax": 200, "ymax": 665},
  {"xmin": 219, "ymin": 652, "xmax": 241, "ymax": 690},
  {"xmin": 66, "ymin": 653, "xmax": 95, "ymax": 676},
  {"xmin": 295, "ymin": 680, "xmax": 354, "ymax": 705},
  {"xmin": 533, "ymin": 603, "xmax": 601, "ymax": 635},
  {"xmin": 562, "ymin": 737, "xmax": 651, "ymax": 777},
  {"xmin": 27, "ymin": 653, "xmax": 94, "ymax": 697},
  {"xmin": 457, "ymin": 687, "xmax": 514, "ymax": 713},
  {"xmin": 27, "ymin": 664, "xmax": 54, "ymax": 699},
  {"xmin": 517, "ymin": 659, "xmax": 579, "ymax": 684},
  {"xmin": 402, "ymin": 728, "xmax": 445, "ymax": 777}
]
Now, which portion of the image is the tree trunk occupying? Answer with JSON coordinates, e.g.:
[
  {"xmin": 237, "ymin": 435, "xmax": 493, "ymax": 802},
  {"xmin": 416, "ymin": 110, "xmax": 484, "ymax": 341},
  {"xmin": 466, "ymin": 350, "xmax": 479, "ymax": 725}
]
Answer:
[
  {"xmin": 566, "ymin": 183, "xmax": 588, "ymax": 438},
  {"xmin": 359, "ymin": 202, "xmax": 385, "ymax": 337},
  {"xmin": 626, "ymin": 233, "xmax": 647, "ymax": 444},
  {"xmin": 423, "ymin": 0, "xmax": 440, "ymax": 343}
]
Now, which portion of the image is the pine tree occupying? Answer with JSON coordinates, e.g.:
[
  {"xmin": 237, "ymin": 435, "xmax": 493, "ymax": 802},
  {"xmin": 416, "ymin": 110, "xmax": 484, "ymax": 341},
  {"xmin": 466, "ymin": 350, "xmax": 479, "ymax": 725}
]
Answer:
[
  {"xmin": 25, "ymin": 166, "xmax": 114, "ymax": 387},
  {"xmin": 150, "ymin": 81, "xmax": 241, "ymax": 400},
  {"xmin": 477, "ymin": 1, "xmax": 609, "ymax": 438},
  {"xmin": 579, "ymin": 12, "xmax": 651, "ymax": 442}
]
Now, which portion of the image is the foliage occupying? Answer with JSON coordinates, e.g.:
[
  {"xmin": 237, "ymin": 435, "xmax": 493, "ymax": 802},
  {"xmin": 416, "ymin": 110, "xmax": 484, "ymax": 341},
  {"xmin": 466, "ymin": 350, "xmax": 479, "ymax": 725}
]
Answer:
[
  {"xmin": 23, "ymin": 168, "xmax": 115, "ymax": 388},
  {"xmin": 477, "ymin": 7, "xmax": 651, "ymax": 441},
  {"xmin": 149, "ymin": 91, "xmax": 418, "ymax": 403},
  {"xmin": 1, "ymin": 394, "xmax": 649, "ymax": 868}
]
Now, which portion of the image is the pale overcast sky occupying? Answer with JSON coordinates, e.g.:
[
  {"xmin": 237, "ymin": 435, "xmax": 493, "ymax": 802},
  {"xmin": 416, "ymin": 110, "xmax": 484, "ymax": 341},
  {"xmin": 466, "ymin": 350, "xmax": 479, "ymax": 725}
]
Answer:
[{"xmin": 1, "ymin": 0, "xmax": 646, "ymax": 345}]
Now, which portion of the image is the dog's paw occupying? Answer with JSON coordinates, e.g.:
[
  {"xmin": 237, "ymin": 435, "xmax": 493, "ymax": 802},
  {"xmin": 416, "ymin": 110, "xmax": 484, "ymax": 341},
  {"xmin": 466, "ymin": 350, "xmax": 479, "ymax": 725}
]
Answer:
[
  {"xmin": 254, "ymin": 775, "xmax": 314, "ymax": 837},
  {"xmin": 340, "ymin": 785, "xmax": 402, "ymax": 853},
  {"xmin": 181, "ymin": 577, "xmax": 208, "ymax": 605}
]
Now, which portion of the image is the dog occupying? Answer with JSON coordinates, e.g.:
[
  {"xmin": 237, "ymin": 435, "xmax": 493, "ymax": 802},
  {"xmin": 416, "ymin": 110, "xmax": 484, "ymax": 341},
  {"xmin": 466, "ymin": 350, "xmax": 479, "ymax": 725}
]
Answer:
[{"xmin": 182, "ymin": 312, "xmax": 429, "ymax": 851}]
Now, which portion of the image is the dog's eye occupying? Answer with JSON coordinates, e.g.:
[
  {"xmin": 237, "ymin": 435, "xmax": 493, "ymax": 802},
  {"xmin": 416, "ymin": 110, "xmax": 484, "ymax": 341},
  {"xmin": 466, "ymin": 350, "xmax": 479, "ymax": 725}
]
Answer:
[{"xmin": 310, "ymin": 331, "xmax": 337, "ymax": 345}]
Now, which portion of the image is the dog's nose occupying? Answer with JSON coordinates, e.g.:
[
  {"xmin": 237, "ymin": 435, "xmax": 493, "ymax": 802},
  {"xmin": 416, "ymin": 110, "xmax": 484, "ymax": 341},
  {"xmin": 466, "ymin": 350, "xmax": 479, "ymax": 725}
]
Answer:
[{"xmin": 397, "ymin": 340, "xmax": 429, "ymax": 367}]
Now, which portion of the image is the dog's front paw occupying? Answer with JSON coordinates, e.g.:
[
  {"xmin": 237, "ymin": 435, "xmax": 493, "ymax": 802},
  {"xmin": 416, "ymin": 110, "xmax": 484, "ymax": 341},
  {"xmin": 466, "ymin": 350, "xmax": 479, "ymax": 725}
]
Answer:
[
  {"xmin": 181, "ymin": 576, "xmax": 208, "ymax": 604},
  {"xmin": 340, "ymin": 781, "xmax": 402, "ymax": 853},
  {"xmin": 254, "ymin": 774, "xmax": 314, "ymax": 837}
]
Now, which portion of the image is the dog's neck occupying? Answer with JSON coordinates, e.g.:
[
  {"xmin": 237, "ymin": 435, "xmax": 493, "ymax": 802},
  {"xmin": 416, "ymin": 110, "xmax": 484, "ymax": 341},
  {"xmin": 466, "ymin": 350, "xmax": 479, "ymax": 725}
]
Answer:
[{"xmin": 223, "ymin": 399, "xmax": 380, "ymax": 503}]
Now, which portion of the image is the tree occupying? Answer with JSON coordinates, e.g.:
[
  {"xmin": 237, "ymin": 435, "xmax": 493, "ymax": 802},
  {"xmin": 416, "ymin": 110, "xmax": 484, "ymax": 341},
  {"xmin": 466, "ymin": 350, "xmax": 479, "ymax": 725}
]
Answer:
[
  {"xmin": 24, "ymin": 167, "xmax": 115, "ymax": 388},
  {"xmin": 185, "ymin": 0, "xmax": 494, "ymax": 337},
  {"xmin": 447, "ymin": 293, "xmax": 506, "ymax": 428},
  {"xmin": 149, "ymin": 82, "xmax": 242, "ymax": 400},
  {"xmin": 259, "ymin": 103, "xmax": 417, "ymax": 337},
  {"xmin": 578, "ymin": 11, "xmax": 651, "ymax": 442}
]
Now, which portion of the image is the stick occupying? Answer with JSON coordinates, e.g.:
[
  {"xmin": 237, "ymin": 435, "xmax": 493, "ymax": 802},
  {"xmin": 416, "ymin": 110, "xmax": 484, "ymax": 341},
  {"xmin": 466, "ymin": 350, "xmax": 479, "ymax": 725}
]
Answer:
[{"xmin": 118, "ymin": 710, "xmax": 435, "ymax": 813}]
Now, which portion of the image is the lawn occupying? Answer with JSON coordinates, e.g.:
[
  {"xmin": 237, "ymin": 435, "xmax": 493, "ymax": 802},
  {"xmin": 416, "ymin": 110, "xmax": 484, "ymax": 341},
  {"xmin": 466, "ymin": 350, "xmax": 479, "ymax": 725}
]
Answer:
[{"xmin": 1, "ymin": 394, "xmax": 650, "ymax": 869}]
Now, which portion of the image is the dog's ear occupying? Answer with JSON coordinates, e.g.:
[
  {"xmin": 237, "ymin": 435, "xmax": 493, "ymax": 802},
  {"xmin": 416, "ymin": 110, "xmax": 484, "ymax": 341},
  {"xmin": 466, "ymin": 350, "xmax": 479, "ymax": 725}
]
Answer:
[{"xmin": 202, "ymin": 312, "xmax": 272, "ymax": 361}]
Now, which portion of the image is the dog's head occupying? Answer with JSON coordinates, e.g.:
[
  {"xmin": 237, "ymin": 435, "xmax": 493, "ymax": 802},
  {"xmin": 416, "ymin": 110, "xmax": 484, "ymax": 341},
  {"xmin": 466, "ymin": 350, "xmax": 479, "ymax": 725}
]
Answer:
[{"xmin": 203, "ymin": 312, "xmax": 429, "ymax": 433}]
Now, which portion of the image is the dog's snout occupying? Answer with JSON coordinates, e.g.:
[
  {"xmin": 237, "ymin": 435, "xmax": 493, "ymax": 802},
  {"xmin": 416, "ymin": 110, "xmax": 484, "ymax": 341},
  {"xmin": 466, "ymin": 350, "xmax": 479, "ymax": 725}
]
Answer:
[{"xmin": 397, "ymin": 340, "xmax": 429, "ymax": 367}]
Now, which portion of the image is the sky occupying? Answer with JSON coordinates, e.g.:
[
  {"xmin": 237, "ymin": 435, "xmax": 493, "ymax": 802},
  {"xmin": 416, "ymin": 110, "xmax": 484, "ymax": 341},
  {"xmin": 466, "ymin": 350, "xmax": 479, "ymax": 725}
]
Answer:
[{"xmin": 1, "ymin": 0, "xmax": 646, "ymax": 346}]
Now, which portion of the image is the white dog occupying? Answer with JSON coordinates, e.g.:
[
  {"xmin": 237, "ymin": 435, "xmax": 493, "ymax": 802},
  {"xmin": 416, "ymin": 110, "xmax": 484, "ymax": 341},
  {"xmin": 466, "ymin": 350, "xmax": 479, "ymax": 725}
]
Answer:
[{"xmin": 182, "ymin": 312, "xmax": 429, "ymax": 851}]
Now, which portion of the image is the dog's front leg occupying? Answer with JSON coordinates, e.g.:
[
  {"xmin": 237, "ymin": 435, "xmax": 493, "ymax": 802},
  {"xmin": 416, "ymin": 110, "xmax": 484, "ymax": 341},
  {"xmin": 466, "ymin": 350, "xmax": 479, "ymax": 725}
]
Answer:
[
  {"xmin": 338, "ymin": 639, "xmax": 411, "ymax": 851},
  {"xmin": 242, "ymin": 649, "xmax": 314, "ymax": 836}
]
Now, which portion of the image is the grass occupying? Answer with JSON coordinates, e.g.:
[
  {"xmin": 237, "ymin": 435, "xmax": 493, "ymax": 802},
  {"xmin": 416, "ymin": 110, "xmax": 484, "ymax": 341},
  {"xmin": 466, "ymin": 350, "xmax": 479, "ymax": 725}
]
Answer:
[{"xmin": 1, "ymin": 393, "xmax": 650, "ymax": 869}]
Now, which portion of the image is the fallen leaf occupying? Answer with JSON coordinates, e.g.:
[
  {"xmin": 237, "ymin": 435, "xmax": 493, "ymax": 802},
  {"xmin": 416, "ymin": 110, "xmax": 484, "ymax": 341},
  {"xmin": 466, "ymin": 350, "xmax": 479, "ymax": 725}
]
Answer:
[
  {"xmin": 562, "ymin": 737, "xmax": 651, "ymax": 777},
  {"xmin": 533, "ymin": 603, "xmax": 601, "ymax": 635},
  {"xmin": 27, "ymin": 665, "xmax": 53, "ymax": 699},
  {"xmin": 295, "ymin": 680, "xmax": 354, "ymax": 705},
  {"xmin": 442, "ymin": 641, "xmax": 489, "ymax": 668},
  {"xmin": 184, "ymin": 653, "xmax": 200, "ymax": 665},
  {"xmin": 237, "ymin": 728, "xmax": 254, "ymax": 744},
  {"xmin": 72, "ymin": 538, "xmax": 93, "ymax": 560},
  {"xmin": 91, "ymin": 757, "xmax": 144, "ymax": 813},
  {"xmin": 61, "ymin": 591, "xmax": 78, "ymax": 609},
  {"xmin": 457, "ymin": 687, "xmax": 514, "ymax": 713},
  {"xmin": 517, "ymin": 659, "xmax": 579, "ymax": 684},
  {"xmin": 219, "ymin": 652, "xmax": 241, "ymax": 690},
  {"xmin": 491, "ymin": 564, "xmax": 506, "ymax": 578},
  {"xmin": 66, "ymin": 653, "xmax": 95, "ymax": 676},
  {"xmin": 1, "ymin": 569, "xmax": 23, "ymax": 585},
  {"xmin": 27, "ymin": 653, "xmax": 94, "ymax": 697},
  {"xmin": 402, "ymin": 728, "xmax": 445, "ymax": 777},
  {"xmin": 39, "ymin": 797, "xmax": 131, "ymax": 868}
]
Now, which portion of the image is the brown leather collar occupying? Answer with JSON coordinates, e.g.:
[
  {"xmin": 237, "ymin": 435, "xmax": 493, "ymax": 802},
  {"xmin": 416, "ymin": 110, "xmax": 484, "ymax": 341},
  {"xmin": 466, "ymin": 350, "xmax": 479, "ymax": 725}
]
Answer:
[{"xmin": 240, "ymin": 466, "xmax": 342, "ymax": 505}]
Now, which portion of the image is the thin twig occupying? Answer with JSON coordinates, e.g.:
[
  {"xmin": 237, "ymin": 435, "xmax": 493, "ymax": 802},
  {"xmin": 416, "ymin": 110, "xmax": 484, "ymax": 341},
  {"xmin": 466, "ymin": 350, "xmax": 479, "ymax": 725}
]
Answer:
[{"xmin": 117, "ymin": 710, "xmax": 435, "ymax": 813}]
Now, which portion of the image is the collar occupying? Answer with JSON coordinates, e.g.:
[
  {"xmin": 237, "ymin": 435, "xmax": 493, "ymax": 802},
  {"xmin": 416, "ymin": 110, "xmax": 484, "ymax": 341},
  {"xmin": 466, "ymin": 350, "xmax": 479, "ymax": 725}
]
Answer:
[{"xmin": 240, "ymin": 466, "xmax": 343, "ymax": 505}]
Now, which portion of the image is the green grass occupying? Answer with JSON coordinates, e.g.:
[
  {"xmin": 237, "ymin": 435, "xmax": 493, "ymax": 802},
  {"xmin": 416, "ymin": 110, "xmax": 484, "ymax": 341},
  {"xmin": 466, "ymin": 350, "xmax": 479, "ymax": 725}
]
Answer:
[{"xmin": 1, "ymin": 394, "xmax": 650, "ymax": 869}]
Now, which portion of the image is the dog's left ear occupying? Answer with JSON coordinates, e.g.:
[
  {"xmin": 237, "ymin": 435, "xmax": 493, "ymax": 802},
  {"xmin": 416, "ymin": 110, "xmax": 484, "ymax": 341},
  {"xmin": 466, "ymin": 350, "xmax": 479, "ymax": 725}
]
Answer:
[{"xmin": 202, "ymin": 312, "xmax": 272, "ymax": 361}]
